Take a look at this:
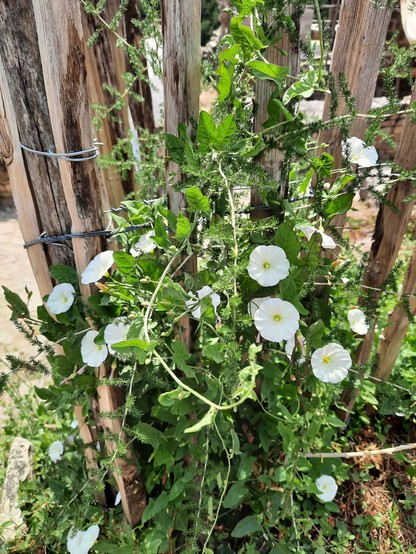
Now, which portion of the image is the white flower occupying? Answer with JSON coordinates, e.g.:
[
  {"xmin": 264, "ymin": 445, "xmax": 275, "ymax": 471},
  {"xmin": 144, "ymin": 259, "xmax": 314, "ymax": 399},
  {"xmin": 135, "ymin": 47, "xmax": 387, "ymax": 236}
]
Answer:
[
  {"xmin": 297, "ymin": 225, "xmax": 337, "ymax": 249},
  {"xmin": 311, "ymin": 343, "xmax": 352, "ymax": 384},
  {"xmin": 67, "ymin": 524, "xmax": 100, "ymax": 554},
  {"xmin": 347, "ymin": 308, "xmax": 369, "ymax": 335},
  {"xmin": 316, "ymin": 475, "xmax": 338, "ymax": 502},
  {"xmin": 186, "ymin": 286, "xmax": 220, "ymax": 319},
  {"xmin": 285, "ymin": 334, "xmax": 306, "ymax": 364},
  {"xmin": 81, "ymin": 251, "xmax": 114, "ymax": 284},
  {"xmin": 130, "ymin": 231, "xmax": 156, "ymax": 256},
  {"xmin": 247, "ymin": 245, "xmax": 290, "ymax": 287},
  {"xmin": 46, "ymin": 283, "xmax": 76, "ymax": 314},
  {"xmin": 342, "ymin": 137, "xmax": 378, "ymax": 168},
  {"xmin": 114, "ymin": 491, "xmax": 122, "ymax": 506},
  {"xmin": 81, "ymin": 330, "xmax": 108, "ymax": 367},
  {"xmin": 48, "ymin": 440, "xmax": 64, "ymax": 463},
  {"xmin": 248, "ymin": 297, "xmax": 272, "ymax": 317},
  {"xmin": 70, "ymin": 419, "xmax": 79, "ymax": 429},
  {"xmin": 104, "ymin": 320, "xmax": 130, "ymax": 354},
  {"xmin": 401, "ymin": 0, "xmax": 416, "ymax": 44},
  {"xmin": 254, "ymin": 298, "xmax": 300, "ymax": 342}
]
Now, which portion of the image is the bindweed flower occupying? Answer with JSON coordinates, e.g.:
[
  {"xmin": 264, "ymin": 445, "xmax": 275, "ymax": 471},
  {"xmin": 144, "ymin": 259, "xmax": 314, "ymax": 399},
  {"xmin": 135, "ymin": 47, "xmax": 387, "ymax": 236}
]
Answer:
[
  {"xmin": 342, "ymin": 137, "xmax": 378, "ymax": 168},
  {"xmin": 104, "ymin": 320, "xmax": 130, "ymax": 354},
  {"xmin": 81, "ymin": 251, "xmax": 114, "ymax": 284},
  {"xmin": 348, "ymin": 308, "xmax": 369, "ymax": 335},
  {"xmin": 247, "ymin": 245, "xmax": 290, "ymax": 287},
  {"xmin": 401, "ymin": 0, "xmax": 416, "ymax": 44},
  {"xmin": 297, "ymin": 225, "xmax": 337, "ymax": 250},
  {"xmin": 311, "ymin": 343, "xmax": 352, "ymax": 384},
  {"xmin": 285, "ymin": 334, "xmax": 306, "ymax": 364},
  {"xmin": 315, "ymin": 475, "xmax": 338, "ymax": 502},
  {"xmin": 254, "ymin": 298, "xmax": 300, "ymax": 342},
  {"xmin": 186, "ymin": 286, "xmax": 220, "ymax": 320},
  {"xmin": 67, "ymin": 524, "xmax": 100, "ymax": 554},
  {"xmin": 130, "ymin": 230, "xmax": 156, "ymax": 256},
  {"xmin": 81, "ymin": 330, "xmax": 108, "ymax": 367},
  {"xmin": 48, "ymin": 440, "xmax": 64, "ymax": 463},
  {"xmin": 114, "ymin": 491, "xmax": 122, "ymax": 506},
  {"xmin": 248, "ymin": 297, "xmax": 272, "ymax": 317},
  {"xmin": 46, "ymin": 283, "xmax": 76, "ymax": 314},
  {"xmin": 70, "ymin": 419, "xmax": 78, "ymax": 429}
]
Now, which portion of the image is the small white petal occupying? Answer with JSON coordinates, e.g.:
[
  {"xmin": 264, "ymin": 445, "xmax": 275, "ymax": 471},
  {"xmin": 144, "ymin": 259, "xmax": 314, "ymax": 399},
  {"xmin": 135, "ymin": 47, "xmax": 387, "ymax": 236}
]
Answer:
[
  {"xmin": 254, "ymin": 298, "xmax": 300, "ymax": 342},
  {"xmin": 81, "ymin": 251, "xmax": 114, "ymax": 284},
  {"xmin": 46, "ymin": 283, "xmax": 76, "ymax": 314},
  {"xmin": 311, "ymin": 343, "xmax": 351, "ymax": 384},
  {"xmin": 402, "ymin": 0, "xmax": 416, "ymax": 44},
  {"xmin": 48, "ymin": 440, "xmax": 64, "ymax": 463},
  {"xmin": 130, "ymin": 231, "xmax": 156, "ymax": 257},
  {"xmin": 186, "ymin": 286, "xmax": 220, "ymax": 320},
  {"xmin": 114, "ymin": 491, "xmax": 122, "ymax": 506},
  {"xmin": 70, "ymin": 419, "xmax": 79, "ymax": 429},
  {"xmin": 347, "ymin": 308, "xmax": 369, "ymax": 335},
  {"xmin": 104, "ymin": 321, "xmax": 130, "ymax": 354},
  {"xmin": 248, "ymin": 297, "xmax": 272, "ymax": 317},
  {"xmin": 342, "ymin": 137, "xmax": 378, "ymax": 168},
  {"xmin": 247, "ymin": 245, "xmax": 290, "ymax": 287},
  {"xmin": 298, "ymin": 225, "xmax": 337, "ymax": 249},
  {"xmin": 81, "ymin": 330, "xmax": 108, "ymax": 367},
  {"xmin": 67, "ymin": 525, "xmax": 100, "ymax": 554},
  {"xmin": 316, "ymin": 475, "xmax": 338, "ymax": 502}
]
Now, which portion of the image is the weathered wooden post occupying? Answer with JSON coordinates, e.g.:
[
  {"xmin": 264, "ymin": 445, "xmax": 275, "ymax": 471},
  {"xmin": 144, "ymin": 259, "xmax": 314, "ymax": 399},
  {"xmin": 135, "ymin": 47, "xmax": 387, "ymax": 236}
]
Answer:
[{"xmin": 375, "ymin": 246, "xmax": 416, "ymax": 381}]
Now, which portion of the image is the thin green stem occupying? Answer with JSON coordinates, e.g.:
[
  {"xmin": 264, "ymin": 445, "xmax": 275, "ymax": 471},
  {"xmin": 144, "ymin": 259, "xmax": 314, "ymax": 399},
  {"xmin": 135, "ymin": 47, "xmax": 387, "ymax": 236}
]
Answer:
[{"xmin": 313, "ymin": 0, "xmax": 324, "ymax": 81}]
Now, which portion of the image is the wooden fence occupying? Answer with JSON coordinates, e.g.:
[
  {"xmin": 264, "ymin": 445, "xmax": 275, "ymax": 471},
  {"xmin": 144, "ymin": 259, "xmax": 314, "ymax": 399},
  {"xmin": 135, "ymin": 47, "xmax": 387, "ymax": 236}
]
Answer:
[{"xmin": 0, "ymin": 0, "xmax": 415, "ymax": 525}]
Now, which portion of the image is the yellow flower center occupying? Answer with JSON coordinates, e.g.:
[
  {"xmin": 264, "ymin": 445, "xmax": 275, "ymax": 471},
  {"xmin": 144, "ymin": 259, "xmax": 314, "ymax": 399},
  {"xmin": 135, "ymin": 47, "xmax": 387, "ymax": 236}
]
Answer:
[
  {"xmin": 263, "ymin": 262, "xmax": 270, "ymax": 270},
  {"xmin": 63, "ymin": 297, "xmax": 68, "ymax": 303},
  {"xmin": 273, "ymin": 314, "xmax": 282, "ymax": 322},
  {"xmin": 97, "ymin": 345, "xmax": 102, "ymax": 351},
  {"xmin": 323, "ymin": 355, "xmax": 331, "ymax": 364}
]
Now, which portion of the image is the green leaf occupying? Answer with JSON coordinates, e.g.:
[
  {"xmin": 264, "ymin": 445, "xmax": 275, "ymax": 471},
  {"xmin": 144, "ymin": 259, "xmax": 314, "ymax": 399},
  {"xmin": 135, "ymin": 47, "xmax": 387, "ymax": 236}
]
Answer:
[
  {"xmin": 197, "ymin": 111, "xmax": 217, "ymax": 152},
  {"xmin": 282, "ymin": 69, "xmax": 317, "ymax": 104},
  {"xmin": 223, "ymin": 481, "xmax": 248, "ymax": 509},
  {"xmin": 269, "ymin": 545, "xmax": 292, "ymax": 554},
  {"xmin": 217, "ymin": 62, "xmax": 234, "ymax": 101},
  {"xmin": 324, "ymin": 192, "xmax": 354, "ymax": 221},
  {"xmin": 49, "ymin": 264, "xmax": 79, "ymax": 287},
  {"xmin": 231, "ymin": 514, "xmax": 263, "ymax": 538},
  {"xmin": 326, "ymin": 414, "xmax": 346, "ymax": 428},
  {"xmin": 274, "ymin": 223, "xmax": 301, "ymax": 264},
  {"xmin": 184, "ymin": 408, "xmax": 216, "ymax": 433},
  {"xmin": 230, "ymin": 17, "xmax": 266, "ymax": 56},
  {"xmin": 298, "ymin": 168, "xmax": 313, "ymax": 195},
  {"xmin": 185, "ymin": 187, "xmax": 210, "ymax": 215},
  {"xmin": 172, "ymin": 340, "xmax": 195, "ymax": 378},
  {"xmin": 164, "ymin": 133, "xmax": 184, "ymax": 163},
  {"xmin": 279, "ymin": 277, "xmax": 308, "ymax": 315},
  {"xmin": 2, "ymin": 287, "xmax": 30, "ymax": 321},
  {"xmin": 112, "ymin": 339, "xmax": 157, "ymax": 352},
  {"xmin": 247, "ymin": 61, "xmax": 288, "ymax": 85},
  {"xmin": 131, "ymin": 422, "xmax": 165, "ymax": 450},
  {"xmin": 215, "ymin": 114, "xmax": 237, "ymax": 147},
  {"xmin": 308, "ymin": 319, "xmax": 325, "ymax": 350},
  {"xmin": 113, "ymin": 251, "xmax": 136, "ymax": 276},
  {"xmin": 313, "ymin": 153, "xmax": 334, "ymax": 177},
  {"xmin": 158, "ymin": 387, "xmax": 190, "ymax": 407},
  {"xmin": 175, "ymin": 214, "xmax": 191, "ymax": 241}
]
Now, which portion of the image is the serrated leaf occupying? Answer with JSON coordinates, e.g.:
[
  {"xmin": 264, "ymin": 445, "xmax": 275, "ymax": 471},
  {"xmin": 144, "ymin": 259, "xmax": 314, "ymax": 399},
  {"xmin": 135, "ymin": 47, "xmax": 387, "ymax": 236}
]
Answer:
[
  {"xmin": 197, "ymin": 111, "xmax": 217, "ymax": 152},
  {"xmin": 231, "ymin": 514, "xmax": 263, "ymax": 538},
  {"xmin": 185, "ymin": 187, "xmax": 210, "ymax": 214},
  {"xmin": 247, "ymin": 61, "xmax": 288, "ymax": 85},
  {"xmin": 175, "ymin": 214, "xmax": 191, "ymax": 241}
]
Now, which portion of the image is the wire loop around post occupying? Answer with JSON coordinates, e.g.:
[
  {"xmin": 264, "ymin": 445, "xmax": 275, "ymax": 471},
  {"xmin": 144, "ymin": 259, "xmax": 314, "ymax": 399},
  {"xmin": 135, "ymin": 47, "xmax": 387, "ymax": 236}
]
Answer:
[{"xmin": 20, "ymin": 138, "xmax": 103, "ymax": 162}]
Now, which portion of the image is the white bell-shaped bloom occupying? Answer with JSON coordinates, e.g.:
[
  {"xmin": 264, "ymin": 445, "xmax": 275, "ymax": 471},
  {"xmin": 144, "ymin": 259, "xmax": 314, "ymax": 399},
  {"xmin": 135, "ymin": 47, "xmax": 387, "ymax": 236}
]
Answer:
[
  {"xmin": 248, "ymin": 297, "xmax": 272, "ymax": 317},
  {"xmin": 254, "ymin": 298, "xmax": 300, "ymax": 342},
  {"xmin": 311, "ymin": 343, "xmax": 351, "ymax": 384},
  {"xmin": 130, "ymin": 230, "xmax": 156, "ymax": 257},
  {"xmin": 81, "ymin": 251, "xmax": 114, "ymax": 284},
  {"xmin": 104, "ymin": 320, "xmax": 130, "ymax": 354},
  {"xmin": 316, "ymin": 475, "xmax": 338, "ymax": 502},
  {"xmin": 46, "ymin": 283, "xmax": 76, "ymax": 314},
  {"xmin": 186, "ymin": 286, "xmax": 220, "ymax": 320},
  {"xmin": 401, "ymin": 0, "xmax": 416, "ymax": 44},
  {"xmin": 81, "ymin": 330, "xmax": 108, "ymax": 367},
  {"xmin": 347, "ymin": 308, "xmax": 369, "ymax": 335},
  {"xmin": 342, "ymin": 137, "xmax": 378, "ymax": 168},
  {"xmin": 48, "ymin": 440, "xmax": 64, "ymax": 463},
  {"xmin": 297, "ymin": 225, "xmax": 337, "ymax": 249},
  {"xmin": 67, "ymin": 524, "xmax": 100, "ymax": 554},
  {"xmin": 247, "ymin": 245, "xmax": 290, "ymax": 287}
]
